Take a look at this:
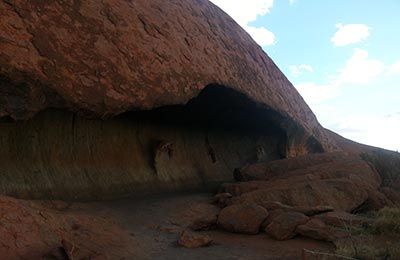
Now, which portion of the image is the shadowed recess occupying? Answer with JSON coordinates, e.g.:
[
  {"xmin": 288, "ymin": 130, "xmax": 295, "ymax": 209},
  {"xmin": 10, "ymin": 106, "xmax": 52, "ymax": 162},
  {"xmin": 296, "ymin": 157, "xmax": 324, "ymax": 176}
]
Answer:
[{"xmin": 0, "ymin": 85, "xmax": 288, "ymax": 200}]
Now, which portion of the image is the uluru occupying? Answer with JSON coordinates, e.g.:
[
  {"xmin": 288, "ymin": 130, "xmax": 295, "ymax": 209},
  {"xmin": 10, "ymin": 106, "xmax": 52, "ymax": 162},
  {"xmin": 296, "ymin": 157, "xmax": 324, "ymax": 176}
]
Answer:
[{"xmin": 0, "ymin": 0, "xmax": 399, "ymax": 259}]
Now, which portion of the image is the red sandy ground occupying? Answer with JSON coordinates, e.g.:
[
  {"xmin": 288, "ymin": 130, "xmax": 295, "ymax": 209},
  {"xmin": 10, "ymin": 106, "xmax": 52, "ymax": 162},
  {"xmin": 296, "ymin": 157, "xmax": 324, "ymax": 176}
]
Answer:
[
  {"xmin": 0, "ymin": 192, "xmax": 334, "ymax": 260},
  {"xmin": 91, "ymin": 192, "xmax": 334, "ymax": 260}
]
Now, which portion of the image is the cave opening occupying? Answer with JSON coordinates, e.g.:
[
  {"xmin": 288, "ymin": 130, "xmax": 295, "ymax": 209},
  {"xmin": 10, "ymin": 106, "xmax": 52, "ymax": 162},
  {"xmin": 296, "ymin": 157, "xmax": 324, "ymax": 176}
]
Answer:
[{"xmin": 0, "ymin": 84, "xmax": 288, "ymax": 200}]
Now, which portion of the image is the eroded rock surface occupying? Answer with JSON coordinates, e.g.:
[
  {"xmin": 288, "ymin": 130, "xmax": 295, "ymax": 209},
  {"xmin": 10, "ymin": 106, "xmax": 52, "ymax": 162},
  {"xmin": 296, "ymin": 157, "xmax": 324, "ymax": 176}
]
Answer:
[
  {"xmin": 222, "ymin": 152, "xmax": 383, "ymax": 212},
  {"xmin": 265, "ymin": 211, "xmax": 309, "ymax": 240},
  {"xmin": 0, "ymin": 0, "xmax": 399, "ymax": 258},
  {"xmin": 0, "ymin": 0, "xmax": 337, "ymax": 156},
  {"xmin": 178, "ymin": 230, "xmax": 213, "ymax": 248},
  {"xmin": 0, "ymin": 195, "xmax": 139, "ymax": 260},
  {"xmin": 217, "ymin": 203, "xmax": 268, "ymax": 234},
  {"xmin": 296, "ymin": 218, "xmax": 349, "ymax": 242},
  {"xmin": 0, "ymin": 0, "xmax": 347, "ymax": 200},
  {"xmin": 0, "ymin": 88, "xmax": 288, "ymax": 199}
]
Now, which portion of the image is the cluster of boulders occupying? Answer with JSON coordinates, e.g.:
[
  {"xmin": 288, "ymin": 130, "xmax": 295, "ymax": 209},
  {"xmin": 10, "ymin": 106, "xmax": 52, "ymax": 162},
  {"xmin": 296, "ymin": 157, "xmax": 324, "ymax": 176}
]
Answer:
[
  {"xmin": 179, "ymin": 152, "xmax": 399, "ymax": 248},
  {"xmin": 179, "ymin": 198, "xmax": 371, "ymax": 248}
]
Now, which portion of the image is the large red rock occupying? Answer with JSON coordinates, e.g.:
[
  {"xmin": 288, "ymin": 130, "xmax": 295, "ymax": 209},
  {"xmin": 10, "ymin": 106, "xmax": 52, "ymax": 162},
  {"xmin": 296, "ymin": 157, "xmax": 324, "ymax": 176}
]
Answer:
[
  {"xmin": 213, "ymin": 192, "xmax": 233, "ymax": 208},
  {"xmin": 178, "ymin": 230, "xmax": 213, "ymax": 248},
  {"xmin": 0, "ymin": 0, "xmax": 343, "ymax": 200},
  {"xmin": 0, "ymin": 0, "xmax": 336, "ymax": 157},
  {"xmin": 0, "ymin": 0, "xmax": 398, "ymax": 212},
  {"xmin": 234, "ymin": 152, "xmax": 381, "ymax": 189},
  {"xmin": 258, "ymin": 201, "xmax": 333, "ymax": 216},
  {"xmin": 265, "ymin": 211, "xmax": 309, "ymax": 240},
  {"xmin": 228, "ymin": 179, "xmax": 369, "ymax": 212},
  {"xmin": 296, "ymin": 219, "xmax": 349, "ymax": 242},
  {"xmin": 234, "ymin": 152, "xmax": 348, "ymax": 181},
  {"xmin": 315, "ymin": 211, "xmax": 372, "ymax": 228},
  {"xmin": 222, "ymin": 152, "xmax": 385, "ymax": 212},
  {"xmin": 0, "ymin": 195, "xmax": 138, "ymax": 259},
  {"xmin": 187, "ymin": 203, "xmax": 221, "ymax": 231},
  {"xmin": 217, "ymin": 203, "xmax": 268, "ymax": 234},
  {"xmin": 328, "ymin": 131, "xmax": 400, "ymax": 194}
]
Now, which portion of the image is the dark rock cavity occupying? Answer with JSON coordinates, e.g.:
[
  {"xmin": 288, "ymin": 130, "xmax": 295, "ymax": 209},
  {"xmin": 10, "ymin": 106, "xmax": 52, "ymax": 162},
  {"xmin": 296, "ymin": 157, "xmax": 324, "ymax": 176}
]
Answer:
[{"xmin": 0, "ymin": 85, "xmax": 287, "ymax": 200}]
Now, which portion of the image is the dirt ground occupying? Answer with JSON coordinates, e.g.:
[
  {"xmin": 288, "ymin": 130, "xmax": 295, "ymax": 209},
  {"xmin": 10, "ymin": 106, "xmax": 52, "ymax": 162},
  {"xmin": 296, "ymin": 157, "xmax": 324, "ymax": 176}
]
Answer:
[{"xmin": 71, "ymin": 192, "xmax": 334, "ymax": 260}]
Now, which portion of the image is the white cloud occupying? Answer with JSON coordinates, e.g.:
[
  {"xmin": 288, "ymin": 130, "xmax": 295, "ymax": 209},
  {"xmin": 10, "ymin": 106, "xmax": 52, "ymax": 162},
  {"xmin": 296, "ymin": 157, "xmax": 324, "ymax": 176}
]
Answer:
[
  {"xmin": 289, "ymin": 0, "xmax": 296, "ymax": 5},
  {"xmin": 209, "ymin": 0, "xmax": 273, "ymax": 26},
  {"xmin": 289, "ymin": 64, "xmax": 313, "ymax": 77},
  {"xmin": 299, "ymin": 64, "xmax": 313, "ymax": 72},
  {"xmin": 289, "ymin": 66, "xmax": 301, "ymax": 77},
  {"xmin": 209, "ymin": 0, "xmax": 276, "ymax": 46},
  {"xmin": 331, "ymin": 23, "xmax": 370, "ymax": 46},
  {"xmin": 387, "ymin": 61, "xmax": 400, "ymax": 75},
  {"xmin": 243, "ymin": 26, "xmax": 276, "ymax": 46},
  {"xmin": 294, "ymin": 49, "xmax": 386, "ymax": 108},
  {"xmin": 334, "ymin": 48, "xmax": 386, "ymax": 85},
  {"xmin": 294, "ymin": 82, "xmax": 339, "ymax": 105},
  {"xmin": 293, "ymin": 49, "xmax": 400, "ymax": 151},
  {"xmin": 331, "ymin": 114, "xmax": 400, "ymax": 151}
]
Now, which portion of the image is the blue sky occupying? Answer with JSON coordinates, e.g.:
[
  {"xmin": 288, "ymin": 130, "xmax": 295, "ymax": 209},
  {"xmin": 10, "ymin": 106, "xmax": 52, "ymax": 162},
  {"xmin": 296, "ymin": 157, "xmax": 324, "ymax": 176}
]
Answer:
[{"xmin": 210, "ymin": 0, "xmax": 400, "ymax": 151}]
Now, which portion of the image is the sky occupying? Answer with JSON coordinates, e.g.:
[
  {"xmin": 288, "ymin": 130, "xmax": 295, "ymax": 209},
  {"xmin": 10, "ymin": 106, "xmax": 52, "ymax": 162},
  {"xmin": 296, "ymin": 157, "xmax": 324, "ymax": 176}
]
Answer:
[{"xmin": 209, "ymin": 0, "xmax": 400, "ymax": 152}]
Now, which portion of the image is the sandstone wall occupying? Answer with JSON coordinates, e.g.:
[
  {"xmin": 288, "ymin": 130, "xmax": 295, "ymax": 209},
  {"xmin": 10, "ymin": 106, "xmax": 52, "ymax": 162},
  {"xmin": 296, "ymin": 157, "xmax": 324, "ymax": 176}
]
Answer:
[
  {"xmin": 0, "ymin": 0, "xmax": 341, "ymax": 199},
  {"xmin": 0, "ymin": 86, "xmax": 288, "ymax": 199},
  {"xmin": 0, "ymin": 0, "xmax": 338, "ymax": 155}
]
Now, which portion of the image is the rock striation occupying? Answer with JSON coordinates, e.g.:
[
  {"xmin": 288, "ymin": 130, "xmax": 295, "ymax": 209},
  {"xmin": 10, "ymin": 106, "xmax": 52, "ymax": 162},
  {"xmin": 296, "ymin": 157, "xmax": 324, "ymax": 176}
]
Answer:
[
  {"xmin": 0, "ymin": 0, "xmax": 341, "ymax": 199},
  {"xmin": 221, "ymin": 152, "xmax": 383, "ymax": 212},
  {"xmin": 0, "ymin": 0, "xmax": 336, "ymax": 152},
  {"xmin": 1, "ymin": 0, "xmax": 400, "ymax": 259}
]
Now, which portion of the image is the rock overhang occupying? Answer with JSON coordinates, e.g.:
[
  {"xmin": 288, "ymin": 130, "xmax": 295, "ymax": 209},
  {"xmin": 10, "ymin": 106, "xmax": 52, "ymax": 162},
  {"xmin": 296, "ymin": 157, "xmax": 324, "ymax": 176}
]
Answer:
[
  {"xmin": 0, "ymin": 0, "xmax": 340, "ymax": 199},
  {"xmin": 0, "ymin": 0, "xmax": 338, "ymax": 154},
  {"xmin": 0, "ymin": 85, "xmax": 290, "ymax": 199}
]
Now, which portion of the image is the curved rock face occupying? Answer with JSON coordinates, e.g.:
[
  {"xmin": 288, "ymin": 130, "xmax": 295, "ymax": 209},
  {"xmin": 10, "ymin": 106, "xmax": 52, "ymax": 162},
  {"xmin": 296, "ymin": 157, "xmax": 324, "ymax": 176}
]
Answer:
[
  {"xmin": 0, "ymin": 196, "xmax": 139, "ymax": 259},
  {"xmin": 0, "ymin": 86, "xmax": 288, "ymax": 199},
  {"xmin": 0, "ymin": 0, "xmax": 338, "ymax": 199},
  {"xmin": 0, "ymin": 0, "xmax": 337, "ymax": 153}
]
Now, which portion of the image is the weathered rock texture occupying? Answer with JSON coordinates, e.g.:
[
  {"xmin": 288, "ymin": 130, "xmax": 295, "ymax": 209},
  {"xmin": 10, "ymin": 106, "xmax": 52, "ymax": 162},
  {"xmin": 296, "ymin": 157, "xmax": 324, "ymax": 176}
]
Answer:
[
  {"xmin": 265, "ymin": 211, "xmax": 309, "ymax": 240},
  {"xmin": 178, "ymin": 230, "xmax": 213, "ymax": 248},
  {"xmin": 220, "ymin": 152, "xmax": 385, "ymax": 212},
  {"xmin": 0, "ymin": 0, "xmax": 342, "ymax": 199},
  {"xmin": 217, "ymin": 203, "xmax": 268, "ymax": 234},
  {"xmin": 0, "ymin": 87, "xmax": 288, "ymax": 199},
  {"xmin": 0, "ymin": 0, "xmax": 336, "ymax": 151},
  {"xmin": 0, "ymin": 195, "xmax": 139, "ymax": 259},
  {"xmin": 330, "ymin": 131, "xmax": 400, "ymax": 183}
]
